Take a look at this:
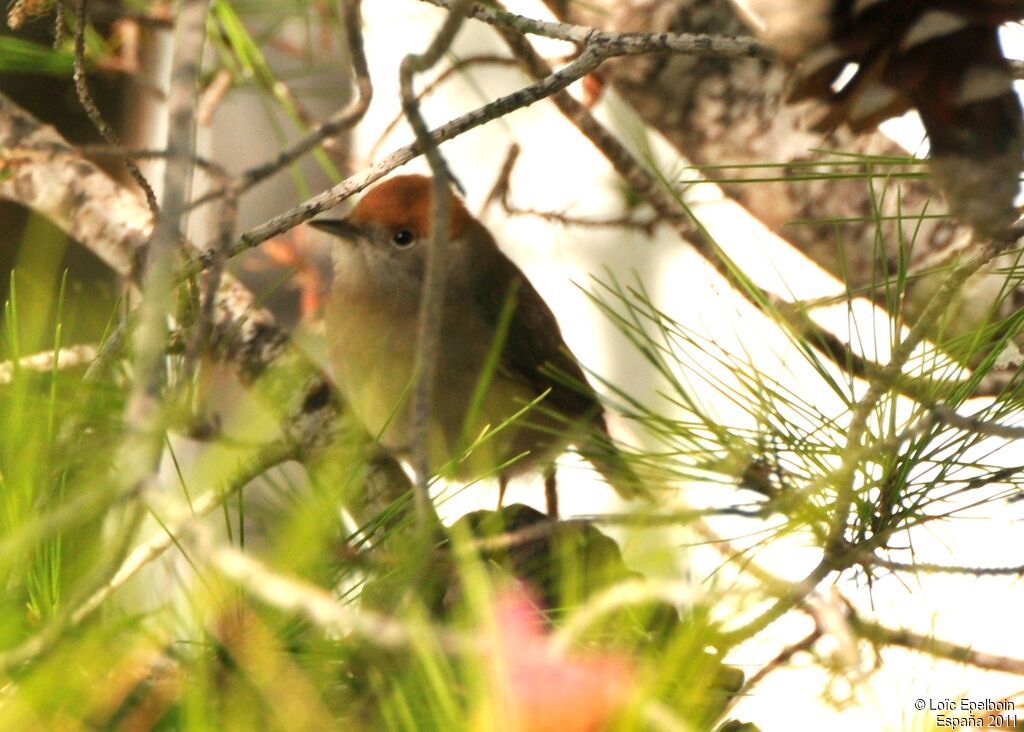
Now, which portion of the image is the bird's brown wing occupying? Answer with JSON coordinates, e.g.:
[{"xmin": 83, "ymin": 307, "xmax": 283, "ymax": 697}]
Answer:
[
  {"xmin": 470, "ymin": 236, "xmax": 651, "ymax": 498},
  {"xmin": 471, "ymin": 245, "xmax": 607, "ymax": 431}
]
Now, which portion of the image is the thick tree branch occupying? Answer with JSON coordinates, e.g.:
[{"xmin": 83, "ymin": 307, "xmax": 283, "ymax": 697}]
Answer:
[{"xmin": 0, "ymin": 91, "xmax": 411, "ymax": 555}]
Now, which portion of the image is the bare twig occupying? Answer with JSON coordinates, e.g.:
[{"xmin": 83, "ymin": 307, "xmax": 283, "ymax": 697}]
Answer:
[
  {"xmin": 399, "ymin": 0, "xmax": 471, "ymax": 515},
  {"xmin": 73, "ymin": 0, "xmax": 158, "ymax": 213},
  {"xmin": 483, "ymin": 144, "xmax": 659, "ymax": 233},
  {"xmin": 862, "ymin": 556, "xmax": 1024, "ymax": 577},
  {"xmin": 422, "ymin": 0, "xmax": 769, "ymax": 57},
  {"xmin": 931, "ymin": 403, "xmax": 1024, "ymax": 441},
  {"xmin": 193, "ymin": 0, "xmax": 371, "ymax": 205},
  {"xmin": 722, "ymin": 630, "xmax": 821, "ymax": 717},
  {"xmin": 53, "ymin": 0, "xmax": 65, "ymax": 48},
  {"xmin": 370, "ymin": 53, "xmax": 518, "ymax": 161},
  {"xmin": 851, "ymin": 614, "xmax": 1024, "ymax": 675},
  {"xmin": 195, "ymin": 69, "xmax": 234, "ymax": 126}
]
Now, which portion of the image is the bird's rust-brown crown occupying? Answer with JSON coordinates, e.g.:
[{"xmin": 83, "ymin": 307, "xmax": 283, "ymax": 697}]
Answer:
[{"xmin": 348, "ymin": 174, "xmax": 473, "ymax": 240}]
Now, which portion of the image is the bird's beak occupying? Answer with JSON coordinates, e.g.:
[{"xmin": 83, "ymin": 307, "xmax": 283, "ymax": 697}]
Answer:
[{"xmin": 308, "ymin": 217, "xmax": 365, "ymax": 241}]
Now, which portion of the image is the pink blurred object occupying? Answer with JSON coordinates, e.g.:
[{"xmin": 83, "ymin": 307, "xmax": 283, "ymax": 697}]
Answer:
[{"xmin": 479, "ymin": 586, "xmax": 635, "ymax": 732}]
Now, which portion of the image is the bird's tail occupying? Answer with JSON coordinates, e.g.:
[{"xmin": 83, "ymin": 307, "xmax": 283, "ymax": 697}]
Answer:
[{"xmin": 577, "ymin": 423, "xmax": 655, "ymax": 501}]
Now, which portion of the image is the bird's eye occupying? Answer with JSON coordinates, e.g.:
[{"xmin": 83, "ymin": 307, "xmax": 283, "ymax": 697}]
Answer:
[{"xmin": 392, "ymin": 229, "xmax": 414, "ymax": 247}]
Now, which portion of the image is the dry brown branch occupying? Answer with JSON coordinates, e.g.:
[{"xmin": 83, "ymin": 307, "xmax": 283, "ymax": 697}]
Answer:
[
  {"xmin": 193, "ymin": 0, "xmax": 372, "ymax": 206},
  {"xmin": 851, "ymin": 615, "xmax": 1024, "ymax": 676},
  {"xmin": 73, "ymin": 0, "xmax": 158, "ymax": 212},
  {"xmin": 722, "ymin": 630, "xmax": 821, "ymax": 717},
  {"xmin": 483, "ymin": 144, "xmax": 659, "ymax": 233},
  {"xmin": 370, "ymin": 54, "xmax": 519, "ymax": 162}
]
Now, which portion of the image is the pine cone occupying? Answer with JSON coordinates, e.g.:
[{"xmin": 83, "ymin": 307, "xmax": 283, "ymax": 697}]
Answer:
[{"xmin": 738, "ymin": 1, "xmax": 1024, "ymax": 235}]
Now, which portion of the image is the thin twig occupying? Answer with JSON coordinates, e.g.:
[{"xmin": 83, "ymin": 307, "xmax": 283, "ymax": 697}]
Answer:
[
  {"xmin": 422, "ymin": 0, "xmax": 769, "ymax": 57},
  {"xmin": 53, "ymin": 0, "xmax": 65, "ymax": 48},
  {"xmin": 850, "ymin": 614, "xmax": 1024, "ymax": 675},
  {"xmin": 192, "ymin": 0, "xmax": 371, "ymax": 206},
  {"xmin": 862, "ymin": 556, "xmax": 1024, "ymax": 577},
  {"xmin": 195, "ymin": 68, "xmax": 234, "ymax": 126},
  {"xmin": 187, "ymin": 15, "xmax": 768, "ymax": 267},
  {"xmin": 721, "ymin": 630, "xmax": 821, "ymax": 717},
  {"xmin": 72, "ymin": 0, "xmax": 158, "ymax": 213},
  {"xmin": 399, "ymin": 0, "xmax": 471, "ymax": 516},
  {"xmin": 370, "ymin": 53, "xmax": 518, "ymax": 162},
  {"xmin": 483, "ymin": 143, "xmax": 659, "ymax": 233},
  {"xmin": 931, "ymin": 403, "xmax": 1024, "ymax": 441}
]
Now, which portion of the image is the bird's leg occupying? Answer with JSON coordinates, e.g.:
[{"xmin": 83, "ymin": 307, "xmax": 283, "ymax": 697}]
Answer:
[
  {"xmin": 498, "ymin": 474, "xmax": 509, "ymax": 509},
  {"xmin": 543, "ymin": 466, "xmax": 559, "ymax": 518}
]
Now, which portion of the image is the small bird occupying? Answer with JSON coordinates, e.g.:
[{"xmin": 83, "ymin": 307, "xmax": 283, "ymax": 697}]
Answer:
[
  {"xmin": 310, "ymin": 174, "xmax": 642, "ymax": 515},
  {"xmin": 734, "ymin": 0, "xmax": 1024, "ymax": 235}
]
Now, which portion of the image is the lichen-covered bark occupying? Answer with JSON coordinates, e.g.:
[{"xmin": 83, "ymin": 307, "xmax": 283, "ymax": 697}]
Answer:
[{"xmin": 545, "ymin": 0, "xmax": 1020, "ymax": 342}]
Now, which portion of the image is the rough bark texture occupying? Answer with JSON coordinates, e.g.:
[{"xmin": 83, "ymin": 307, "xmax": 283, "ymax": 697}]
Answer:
[
  {"xmin": 0, "ymin": 90, "xmax": 366, "ymax": 461},
  {"xmin": 545, "ymin": 0, "xmax": 1020, "ymax": 343}
]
